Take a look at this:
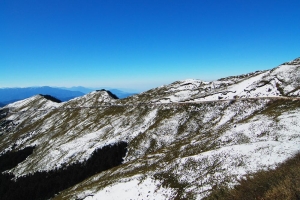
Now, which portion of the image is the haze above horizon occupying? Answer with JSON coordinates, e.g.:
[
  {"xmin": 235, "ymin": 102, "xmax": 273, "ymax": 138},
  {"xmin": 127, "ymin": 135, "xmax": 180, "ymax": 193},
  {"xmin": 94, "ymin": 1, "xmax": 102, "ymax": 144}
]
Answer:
[{"xmin": 1, "ymin": 0, "xmax": 299, "ymax": 92}]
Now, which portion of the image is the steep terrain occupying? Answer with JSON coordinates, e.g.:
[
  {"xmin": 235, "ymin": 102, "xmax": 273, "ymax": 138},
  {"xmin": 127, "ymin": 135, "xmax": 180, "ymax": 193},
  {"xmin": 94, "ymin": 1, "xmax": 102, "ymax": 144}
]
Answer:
[{"xmin": 0, "ymin": 58, "xmax": 299, "ymax": 199}]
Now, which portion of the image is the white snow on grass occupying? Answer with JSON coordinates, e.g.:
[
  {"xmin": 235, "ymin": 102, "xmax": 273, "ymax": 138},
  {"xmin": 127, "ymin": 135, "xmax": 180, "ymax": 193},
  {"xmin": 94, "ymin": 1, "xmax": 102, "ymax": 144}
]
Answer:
[
  {"xmin": 151, "ymin": 63, "xmax": 299, "ymax": 103},
  {"xmin": 10, "ymin": 108, "xmax": 159, "ymax": 175},
  {"xmin": 4, "ymin": 95, "xmax": 40, "ymax": 109},
  {"xmin": 2, "ymin": 59, "xmax": 300, "ymax": 199},
  {"xmin": 83, "ymin": 176, "xmax": 176, "ymax": 200},
  {"xmin": 61, "ymin": 90, "xmax": 116, "ymax": 108},
  {"xmin": 171, "ymin": 139, "xmax": 300, "ymax": 199},
  {"xmin": 70, "ymin": 102, "xmax": 300, "ymax": 200}
]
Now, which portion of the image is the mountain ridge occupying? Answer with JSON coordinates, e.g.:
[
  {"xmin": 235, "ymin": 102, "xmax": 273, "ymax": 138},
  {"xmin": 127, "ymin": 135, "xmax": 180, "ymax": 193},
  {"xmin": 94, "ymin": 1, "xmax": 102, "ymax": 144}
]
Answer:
[
  {"xmin": 0, "ymin": 57, "xmax": 299, "ymax": 200},
  {"xmin": 120, "ymin": 60, "xmax": 299, "ymax": 105},
  {"xmin": 0, "ymin": 87, "xmax": 136, "ymax": 107}
]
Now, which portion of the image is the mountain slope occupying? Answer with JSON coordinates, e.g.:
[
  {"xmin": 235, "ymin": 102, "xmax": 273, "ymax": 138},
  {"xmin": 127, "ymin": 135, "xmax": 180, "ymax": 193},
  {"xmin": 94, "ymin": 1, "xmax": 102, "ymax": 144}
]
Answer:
[
  {"xmin": 122, "ymin": 58, "xmax": 299, "ymax": 104},
  {"xmin": 0, "ymin": 57, "xmax": 299, "ymax": 200},
  {"xmin": 56, "ymin": 98, "xmax": 300, "ymax": 200}
]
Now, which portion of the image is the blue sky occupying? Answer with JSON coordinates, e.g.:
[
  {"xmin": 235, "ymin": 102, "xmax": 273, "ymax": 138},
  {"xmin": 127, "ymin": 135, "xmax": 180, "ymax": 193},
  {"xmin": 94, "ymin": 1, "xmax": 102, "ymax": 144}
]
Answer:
[{"xmin": 1, "ymin": 0, "xmax": 300, "ymax": 91}]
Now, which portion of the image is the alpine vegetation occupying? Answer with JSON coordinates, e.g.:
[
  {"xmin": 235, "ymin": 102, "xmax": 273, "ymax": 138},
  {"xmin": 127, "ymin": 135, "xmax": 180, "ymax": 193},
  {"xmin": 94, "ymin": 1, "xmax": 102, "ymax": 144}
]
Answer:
[{"xmin": 0, "ymin": 58, "xmax": 299, "ymax": 199}]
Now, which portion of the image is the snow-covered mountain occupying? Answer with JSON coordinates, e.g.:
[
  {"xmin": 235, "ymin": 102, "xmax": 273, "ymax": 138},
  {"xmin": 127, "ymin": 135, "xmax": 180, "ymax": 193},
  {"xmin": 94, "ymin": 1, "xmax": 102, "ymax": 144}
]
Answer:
[
  {"xmin": 60, "ymin": 86, "xmax": 138, "ymax": 99},
  {"xmin": 123, "ymin": 58, "xmax": 300, "ymax": 104},
  {"xmin": 0, "ymin": 58, "xmax": 299, "ymax": 200}
]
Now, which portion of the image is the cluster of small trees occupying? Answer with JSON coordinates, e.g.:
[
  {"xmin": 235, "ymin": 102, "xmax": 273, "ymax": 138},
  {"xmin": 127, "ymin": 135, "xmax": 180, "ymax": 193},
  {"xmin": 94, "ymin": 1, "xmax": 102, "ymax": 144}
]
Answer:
[
  {"xmin": 0, "ymin": 142, "xmax": 127, "ymax": 200},
  {"xmin": 0, "ymin": 146, "xmax": 35, "ymax": 172}
]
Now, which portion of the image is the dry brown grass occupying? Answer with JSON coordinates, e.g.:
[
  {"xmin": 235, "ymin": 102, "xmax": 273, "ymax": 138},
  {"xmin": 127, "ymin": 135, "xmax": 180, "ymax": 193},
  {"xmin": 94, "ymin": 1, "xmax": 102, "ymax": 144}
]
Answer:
[{"xmin": 205, "ymin": 152, "xmax": 300, "ymax": 200}]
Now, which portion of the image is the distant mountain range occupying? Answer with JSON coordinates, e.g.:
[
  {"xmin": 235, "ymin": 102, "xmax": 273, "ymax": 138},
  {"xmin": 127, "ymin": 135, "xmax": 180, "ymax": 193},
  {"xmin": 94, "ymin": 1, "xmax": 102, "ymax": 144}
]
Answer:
[{"xmin": 0, "ymin": 86, "xmax": 137, "ymax": 107}]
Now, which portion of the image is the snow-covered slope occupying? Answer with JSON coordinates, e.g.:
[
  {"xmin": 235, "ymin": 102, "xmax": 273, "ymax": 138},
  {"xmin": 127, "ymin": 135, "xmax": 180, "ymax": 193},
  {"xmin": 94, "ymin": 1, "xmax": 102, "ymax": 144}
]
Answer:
[
  {"xmin": 122, "ymin": 58, "xmax": 299, "ymax": 103},
  {"xmin": 5, "ymin": 94, "xmax": 60, "ymax": 111},
  {"xmin": 56, "ymin": 98, "xmax": 300, "ymax": 200},
  {"xmin": 0, "ymin": 57, "xmax": 299, "ymax": 200},
  {"xmin": 0, "ymin": 95, "xmax": 61, "ymax": 152},
  {"xmin": 61, "ymin": 90, "xmax": 118, "ymax": 108}
]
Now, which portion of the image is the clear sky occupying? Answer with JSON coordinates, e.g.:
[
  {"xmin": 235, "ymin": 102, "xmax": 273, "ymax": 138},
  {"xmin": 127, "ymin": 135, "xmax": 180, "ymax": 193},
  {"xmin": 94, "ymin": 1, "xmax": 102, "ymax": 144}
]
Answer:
[{"xmin": 1, "ymin": 0, "xmax": 300, "ymax": 91}]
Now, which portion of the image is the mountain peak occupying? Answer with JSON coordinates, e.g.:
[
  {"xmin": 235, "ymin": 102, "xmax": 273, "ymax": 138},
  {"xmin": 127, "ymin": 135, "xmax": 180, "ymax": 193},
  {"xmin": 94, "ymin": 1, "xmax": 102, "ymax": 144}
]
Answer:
[
  {"xmin": 3, "ymin": 94, "xmax": 60, "ymax": 113},
  {"xmin": 38, "ymin": 94, "xmax": 62, "ymax": 103},
  {"xmin": 95, "ymin": 89, "xmax": 119, "ymax": 99},
  {"xmin": 281, "ymin": 57, "xmax": 300, "ymax": 65},
  {"xmin": 61, "ymin": 89, "xmax": 118, "ymax": 108}
]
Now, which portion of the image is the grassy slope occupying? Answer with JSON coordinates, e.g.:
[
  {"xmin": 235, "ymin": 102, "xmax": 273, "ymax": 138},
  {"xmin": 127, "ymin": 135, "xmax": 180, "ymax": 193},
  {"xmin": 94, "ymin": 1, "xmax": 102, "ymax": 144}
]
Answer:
[
  {"xmin": 1, "ymin": 96, "xmax": 299, "ymax": 199},
  {"xmin": 53, "ymin": 99, "xmax": 300, "ymax": 199},
  {"xmin": 204, "ymin": 152, "xmax": 300, "ymax": 200}
]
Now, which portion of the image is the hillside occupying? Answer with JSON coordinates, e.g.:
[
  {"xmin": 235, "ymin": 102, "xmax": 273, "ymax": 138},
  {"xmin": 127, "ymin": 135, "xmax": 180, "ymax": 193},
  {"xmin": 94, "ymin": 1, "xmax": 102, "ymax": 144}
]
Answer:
[
  {"xmin": 0, "ymin": 58, "xmax": 299, "ymax": 200},
  {"xmin": 122, "ymin": 57, "xmax": 300, "ymax": 104}
]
